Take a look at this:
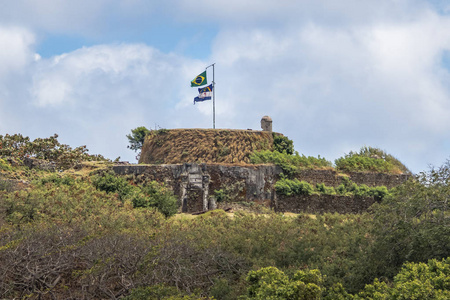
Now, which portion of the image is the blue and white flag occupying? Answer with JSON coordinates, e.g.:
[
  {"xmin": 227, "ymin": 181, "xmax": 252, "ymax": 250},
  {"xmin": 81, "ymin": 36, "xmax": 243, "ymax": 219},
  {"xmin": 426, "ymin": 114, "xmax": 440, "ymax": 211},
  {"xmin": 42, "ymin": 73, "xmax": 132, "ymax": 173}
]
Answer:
[{"xmin": 194, "ymin": 84, "xmax": 213, "ymax": 104}]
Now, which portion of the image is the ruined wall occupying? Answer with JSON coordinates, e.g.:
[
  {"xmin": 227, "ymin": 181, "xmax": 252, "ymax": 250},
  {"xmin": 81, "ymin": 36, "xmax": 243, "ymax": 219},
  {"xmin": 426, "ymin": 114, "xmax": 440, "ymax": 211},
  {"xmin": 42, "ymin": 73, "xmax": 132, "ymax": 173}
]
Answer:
[
  {"xmin": 296, "ymin": 169, "xmax": 410, "ymax": 189},
  {"xmin": 113, "ymin": 163, "xmax": 410, "ymax": 214}
]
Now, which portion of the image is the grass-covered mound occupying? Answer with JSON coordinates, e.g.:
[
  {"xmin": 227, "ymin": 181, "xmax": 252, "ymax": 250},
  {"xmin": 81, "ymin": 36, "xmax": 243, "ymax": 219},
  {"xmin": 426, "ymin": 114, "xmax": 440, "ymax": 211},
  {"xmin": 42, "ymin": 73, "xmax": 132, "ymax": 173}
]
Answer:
[
  {"xmin": 335, "ymin": 146, "xmax": 410, "ymax": 174},
  {"xmin": 139, "ymin": 129, "xmax": 275, "ymax": 164}
]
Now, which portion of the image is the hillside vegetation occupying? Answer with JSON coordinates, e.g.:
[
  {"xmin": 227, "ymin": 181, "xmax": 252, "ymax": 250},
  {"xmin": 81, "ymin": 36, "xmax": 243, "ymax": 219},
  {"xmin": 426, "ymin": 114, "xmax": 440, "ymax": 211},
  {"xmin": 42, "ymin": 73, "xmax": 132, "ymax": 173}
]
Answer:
[
  {"xmin": 1, "ymin": 156, "xmax": 449, "ymax": 298},
  {"xmin": 1, "ymin": 132, "xmax": 445, "ymax": 299}
]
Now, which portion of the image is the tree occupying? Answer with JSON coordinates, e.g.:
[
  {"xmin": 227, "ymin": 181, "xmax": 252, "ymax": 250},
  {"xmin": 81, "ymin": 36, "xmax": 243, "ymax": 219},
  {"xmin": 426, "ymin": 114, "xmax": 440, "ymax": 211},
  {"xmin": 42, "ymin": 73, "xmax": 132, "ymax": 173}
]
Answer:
[
  {"xmin": 357, "ymin": 258, "xmax": 450, "ymax": 300},
  {"xmin": 351, "ymin": 161, "xmax": 450, "ymax": 290},
  {"xmin": 273, "ymin": 134, "xmax": 294, "ymax": 155},
  {"xmin": 126, "ymin": 126, "xmax": 150, "ymax": 154},
  {"xmin": 244, "ymin": 266, "xmax": 323, "ymax": 299}
]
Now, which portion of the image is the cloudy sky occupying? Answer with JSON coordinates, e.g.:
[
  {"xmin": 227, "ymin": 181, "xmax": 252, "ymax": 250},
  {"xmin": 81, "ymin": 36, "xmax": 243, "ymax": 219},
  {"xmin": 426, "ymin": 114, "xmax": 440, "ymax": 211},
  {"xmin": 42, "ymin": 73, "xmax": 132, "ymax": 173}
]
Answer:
[{"xmin": 1, "ymin": 0, "xmax": 450, "ymax": 173}]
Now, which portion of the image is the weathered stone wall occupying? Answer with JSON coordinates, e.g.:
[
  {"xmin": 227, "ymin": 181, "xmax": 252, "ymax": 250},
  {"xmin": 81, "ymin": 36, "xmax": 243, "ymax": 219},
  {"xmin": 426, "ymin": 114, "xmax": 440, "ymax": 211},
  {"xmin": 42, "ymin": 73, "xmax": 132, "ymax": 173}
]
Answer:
[
  {"xmin": 113, "ymin": 163, "xmax": 411, "ymax": 214},
  {"xmin": 113, "ymin": 163, "xmax": 279, "ymax": 213},
  {"xmin": 296, "ymin": 169, "xmax": 410, "ymax": 189}
]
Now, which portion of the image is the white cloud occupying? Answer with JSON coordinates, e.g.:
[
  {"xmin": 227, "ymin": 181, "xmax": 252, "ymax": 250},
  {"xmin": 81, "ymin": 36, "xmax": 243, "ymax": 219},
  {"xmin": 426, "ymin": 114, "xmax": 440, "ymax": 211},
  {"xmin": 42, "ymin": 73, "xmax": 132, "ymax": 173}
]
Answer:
[
  {"xmin": 207, "ymin": 8, "xmax": 450, "ymax": 172},
  {"xmin": 1, "ymin": 1, "xmax": 450, "ymax": 172},
  {"xmin": 0, "ymin": 0, "xmax": 157, "ymax": 37},
  {"xmin": 1, "ymin": 42, "xmax": 208, "ymax": 161},
  {"xmin": 0, "ymin": 27, "xmax": 35, "ymax": 79}
]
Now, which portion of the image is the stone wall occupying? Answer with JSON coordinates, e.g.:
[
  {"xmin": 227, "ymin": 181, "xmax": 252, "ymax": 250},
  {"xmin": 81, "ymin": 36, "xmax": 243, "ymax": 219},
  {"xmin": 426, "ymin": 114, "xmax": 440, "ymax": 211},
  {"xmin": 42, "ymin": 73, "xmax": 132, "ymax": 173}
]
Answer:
[
  {"xmin": 113, "ymin": 163, "xmax": 411, "ymax": 214},
  {"xmin": 296, "ymin": 169, "xmax": 410, "ymax": 189}
]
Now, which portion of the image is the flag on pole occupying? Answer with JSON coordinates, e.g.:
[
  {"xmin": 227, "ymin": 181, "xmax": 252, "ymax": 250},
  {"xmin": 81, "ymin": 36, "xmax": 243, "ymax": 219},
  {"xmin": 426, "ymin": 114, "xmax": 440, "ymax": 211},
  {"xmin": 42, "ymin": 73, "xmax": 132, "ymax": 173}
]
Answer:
[
  {"xmin": 194, "ymin": 84, "xmax": 213, "ymax": 104},
  {"xmin": 191, "ymin": 71, "xmax": 207, "ymax": 87}
]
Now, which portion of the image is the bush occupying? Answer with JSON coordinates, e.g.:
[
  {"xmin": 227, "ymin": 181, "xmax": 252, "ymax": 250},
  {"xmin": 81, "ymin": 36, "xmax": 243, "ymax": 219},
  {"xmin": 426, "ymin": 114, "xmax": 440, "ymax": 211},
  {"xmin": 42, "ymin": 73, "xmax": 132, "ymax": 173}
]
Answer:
[
  {"xmin": 316, "ymin": 183, "xmax": 336, "ymax": 195},
  {"xmin": 93, "ymin": 172, "xmax": 178, "ymax": 217},
  {"xmin": 358, "ymin": 258, "xmax": 450, "ymax": 299},
  {"xmin": 244, "ymin": 266, "xmax": 323, "ymax": 299},
  {"xmin": 0, "ymin": 133, "xmax": 108, "ymax": 169},
  {"xmin": 92, "ymin": 171, "xmax": 134, "ymax": 201},
  {"xmin": 275, "ymin": 179, "xmax": 314, "ymax": 196},
  {"xmin": 335, "ymin": 146, "xmax": 409, "ymax": 174},
  {"xmin": 136, "ymin": 181, "xmax": 178, "ymax": 217},
  {"xmin": 250, "ymin": 150, "xmax": 332, "ymax": 177},
  {"xmin": 273, "ymin": 134, "xmax": 294, "ymax": 155},
  {"xmin": 276, "ymin": 177, "xmax": 391, "ymax": 201}
]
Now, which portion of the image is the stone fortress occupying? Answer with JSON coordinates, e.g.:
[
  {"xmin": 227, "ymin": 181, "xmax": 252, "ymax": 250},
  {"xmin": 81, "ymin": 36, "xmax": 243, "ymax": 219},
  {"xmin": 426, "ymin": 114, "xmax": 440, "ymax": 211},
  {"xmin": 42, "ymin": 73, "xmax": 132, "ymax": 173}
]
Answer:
[{"xmin": 113, "ymin": 116, "xmax": 410, "ymax": 214}]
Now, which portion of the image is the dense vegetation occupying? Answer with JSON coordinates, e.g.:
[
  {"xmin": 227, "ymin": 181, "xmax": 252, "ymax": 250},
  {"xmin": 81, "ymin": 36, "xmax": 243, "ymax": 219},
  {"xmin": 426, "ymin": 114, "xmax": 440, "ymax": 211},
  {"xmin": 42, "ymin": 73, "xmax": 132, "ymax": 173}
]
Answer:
[
  {"xmin": 335, "ymin": 146, "xmax": 410, "ymax": 174},
  {"xmin": 0, "ymin": 133, "xmax": 108, "ymax": 169},
  {"xmin": 250, "ymin": 150, "xmax": 332, "ymax": 176},
  {"xmin": 0, "ymin": 133, "xmax": 448, "ymax": 298},
  {"xmin": 250, "ymin": 145, "xmax": 410, "ymax": 176},
  {"xmin": 275, "ymin": 177, "xmax": 390, "ymax": 201}
]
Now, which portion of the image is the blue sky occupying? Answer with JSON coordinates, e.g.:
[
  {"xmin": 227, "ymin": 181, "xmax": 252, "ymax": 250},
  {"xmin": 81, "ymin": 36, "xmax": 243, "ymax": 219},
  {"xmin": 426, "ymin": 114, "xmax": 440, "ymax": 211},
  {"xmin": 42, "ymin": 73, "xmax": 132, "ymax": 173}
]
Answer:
[{"xmin": 1, "ymin": 0, "xmax": 450, "ymax": 173}]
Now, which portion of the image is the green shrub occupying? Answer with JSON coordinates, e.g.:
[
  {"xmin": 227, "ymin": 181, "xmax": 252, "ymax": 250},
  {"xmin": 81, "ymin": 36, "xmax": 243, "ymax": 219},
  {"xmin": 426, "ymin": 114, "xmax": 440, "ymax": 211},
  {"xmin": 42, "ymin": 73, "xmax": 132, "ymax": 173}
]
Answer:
[
  {"xmin": 335, "ymin": 146, "xmax": 409, "ymax": 174},
  {"xmin": 136, "ymin": 181, "xmax": 178, "ymax": 217},
  {"xmin": 0, "ymin": 179, "xmax": 13, "ymax": 192},
  {"xmin": 358, "ymin": 258, "xmax": 450, "ymax": 299},
  {"xmin": 276, "ymin": 177, "xmax": 391, "ymax": 201},
  {"xmin": 38, "ymin": 174, "xmax": 75, "ymax": 186},
  {"xmin": 316, "ymin": 183, "xmax": 336, "ymax": 195},
  {"xmin": 245, "ymin": 266, "xmax": 323, "ymax": 299},
  {"xmin": 0, "ymin": 133, "xmax": 108, "ymax": 169},
  {"xmin": 273, "ymin": 134, "xmax": 294, "ymax": 155},
  {"xmin": 92, "ymin": 172, "xmax": 178, "ymax": 217},
  {"xmin": 0, "ymin": 158, "xmax": 12, "ymax": 172},
  {"xmin": 250, "ymin": 150, "xmax": 332, "ymax": 177},
  {"xmin": 92, "ymin": 171, "xmax": 133, "ymax": 201},
  {"xmin": 275, "ymin": 179, "xmax": 314, "ymax": 196}
]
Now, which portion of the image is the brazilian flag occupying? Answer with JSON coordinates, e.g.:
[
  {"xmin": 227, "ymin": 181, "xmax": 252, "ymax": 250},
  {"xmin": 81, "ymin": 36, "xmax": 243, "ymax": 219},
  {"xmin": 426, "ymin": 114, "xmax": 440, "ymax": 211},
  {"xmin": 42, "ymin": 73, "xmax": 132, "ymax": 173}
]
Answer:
[{"xmin": 191, "ymin": 71, "xmax": 207, "ymax": 87}]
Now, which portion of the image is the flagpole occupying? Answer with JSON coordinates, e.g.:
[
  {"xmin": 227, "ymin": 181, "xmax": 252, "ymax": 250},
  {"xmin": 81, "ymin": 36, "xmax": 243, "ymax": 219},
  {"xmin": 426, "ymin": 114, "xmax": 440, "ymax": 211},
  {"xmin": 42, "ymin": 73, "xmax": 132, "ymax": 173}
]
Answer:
[{"xmin": 206, "ymin": 63, "xmax": 215, "ymax": 129}]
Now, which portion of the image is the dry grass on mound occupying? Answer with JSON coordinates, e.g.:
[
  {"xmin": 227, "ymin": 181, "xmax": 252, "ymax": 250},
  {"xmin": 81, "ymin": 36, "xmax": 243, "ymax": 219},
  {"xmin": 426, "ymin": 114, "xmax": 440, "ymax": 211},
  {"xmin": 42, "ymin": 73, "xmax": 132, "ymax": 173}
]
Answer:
[{"xmin": 139, "ymin": 129, "xmax": 274, "ymax": 165}]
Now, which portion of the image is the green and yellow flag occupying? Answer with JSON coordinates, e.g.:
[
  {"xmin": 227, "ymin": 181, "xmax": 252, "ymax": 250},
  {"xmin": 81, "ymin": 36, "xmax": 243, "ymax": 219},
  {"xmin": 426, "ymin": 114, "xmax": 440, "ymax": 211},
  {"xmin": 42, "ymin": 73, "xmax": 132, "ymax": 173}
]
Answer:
[{"xmin": 191, "ymin": 71, "xmax": 207, "ymax": 87}]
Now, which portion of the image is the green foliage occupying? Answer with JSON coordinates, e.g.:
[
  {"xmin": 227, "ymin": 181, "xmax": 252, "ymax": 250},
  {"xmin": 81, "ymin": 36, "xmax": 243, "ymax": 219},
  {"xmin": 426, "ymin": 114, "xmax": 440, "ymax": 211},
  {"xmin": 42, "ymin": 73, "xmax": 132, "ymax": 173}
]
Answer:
[
  {"xmin": 136, "ymin": 181, "xmax": 178, "ymax": 217},
  {"xmin": 126, "ymin": 126, "xmax": 150, "ymax": 152},
  {"xmin": 351, "ymin": 162, "xmax": 450, "ymax": 291},
  {"xmin": 214, "ymin": 188, "xmax": 228, "ymax": 202},
  {"xmin": 244, "ymin": 266, "xmax": 323, "ymax": 299},
  {"xmin": 92, "ymin": 172, "xmax": 178, "ymax": 217},
  {"xmin": 275, "ymin": 179, "xmax": 314, "ymax": 196},
  {"xmin": 0, "ymin": 158, "xmax": 12, "ymax": 172},
  {"xmin": 219, "ymin": 145, "xmax": 231, "ymax": 157},
  {"xmin": 124, "ymin": 284, "xmax": 208, "ymax": 299},
  {"xmin": 335, "ymin": 146, "xmax": 409, "ymax": 174},
  {"xmin": 1, "ymin": 177, "xmax": 164, "ymax": 230},
  {"xmin": 316, "ymin": 183, "xmax": 336, "ymax": 195},
  {"xmin": 0, "ymin": 179, "xmax": 13, "ymax": 192},
  {"xmin": 92, "ymin": 171, "xmax": 134, "ymax": 201},
  {"xmin": 273, "ymin": 134, "xmax": 294, "ymax": 155},
  {"xmin": 0, "ymin": 133, "xmax": 108, "ymax": 169},
  {"xmin": 37, "ymin": 174, "xmax": 75, "ymax": 186},
  {"xmin": 250, "ymin": 150, "xmax": 332, "ymax": 176},
  {"xmin": 213, "ymin": 182, "xmax": 245, "ymax": 203},
  {"xmin": 275, "ymin": 177, "xmax": 390, "ymax": 201},
  {"xmin": 357, "ymin": 258, "xmax": 450, "ymax": 300}
]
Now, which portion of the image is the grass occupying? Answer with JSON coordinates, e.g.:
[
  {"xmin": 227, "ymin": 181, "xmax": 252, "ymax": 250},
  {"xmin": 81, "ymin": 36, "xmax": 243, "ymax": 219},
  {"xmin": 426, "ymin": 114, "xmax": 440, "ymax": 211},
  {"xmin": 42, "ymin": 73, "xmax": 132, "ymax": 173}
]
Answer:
[{"xmin": 140, "ymin": 129, "xmax": 274, "ymax": 164}]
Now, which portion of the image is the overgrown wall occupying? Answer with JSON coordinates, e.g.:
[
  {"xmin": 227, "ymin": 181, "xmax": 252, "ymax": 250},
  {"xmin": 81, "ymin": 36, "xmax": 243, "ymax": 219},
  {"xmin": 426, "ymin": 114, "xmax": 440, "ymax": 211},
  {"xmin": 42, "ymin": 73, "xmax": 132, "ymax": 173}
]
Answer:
[{"xmin": 113, "ymin": 163, "xmax": 410, "ymax": 214}]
